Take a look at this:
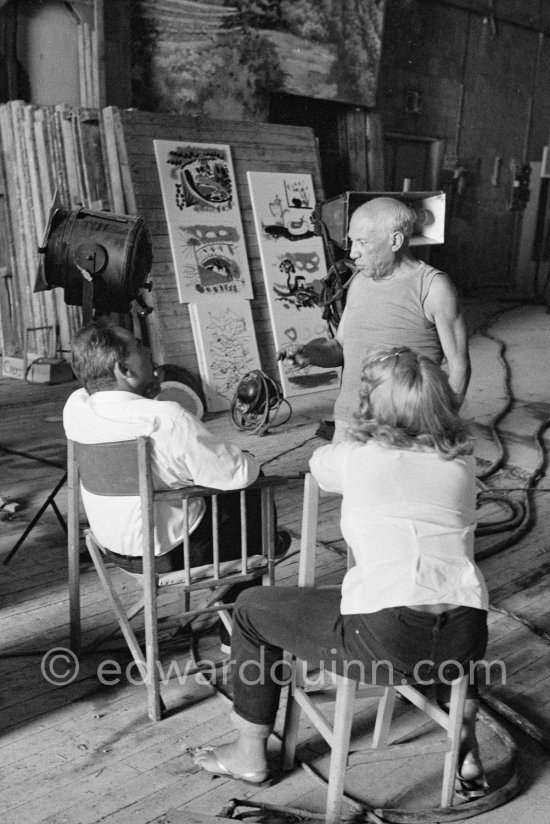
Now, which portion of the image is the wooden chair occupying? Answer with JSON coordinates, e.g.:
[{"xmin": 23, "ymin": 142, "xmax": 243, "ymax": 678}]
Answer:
[
  {"xmin": 281, "ymin": 474, "xmax": 514, "ymax": 824},
  {"xmin": 67, "ymin": 436, "xmax": 293, "ymax": 721}
]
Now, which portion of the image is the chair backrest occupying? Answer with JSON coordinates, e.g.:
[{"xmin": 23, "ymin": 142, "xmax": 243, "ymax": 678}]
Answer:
[
  {"xmin": 299, "ymin": 473, "xmax": 354, "ymax": 588},
  {"xmin": 68, "ymin": 437, "xmax": 159, "ymax": 597},
  {"xmin": 298, "ymin": 472, "xmax": 320, "ymax": 588},
  {"xmin": 73, "ymin": 440, "xmax": 142, "ymax": 496}
]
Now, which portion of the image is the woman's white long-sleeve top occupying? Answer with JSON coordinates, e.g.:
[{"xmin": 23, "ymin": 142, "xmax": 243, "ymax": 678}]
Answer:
[{"xmin": 309, "ymin": 440, "xmax": 488, "ymax": 615}]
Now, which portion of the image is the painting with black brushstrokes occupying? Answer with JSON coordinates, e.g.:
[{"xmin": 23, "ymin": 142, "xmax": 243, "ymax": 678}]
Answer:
[
  {"xmin": 154, "ymin": 139, "xmax": 254, "ymax": 303},
  {"xmin": 189, "ymin": 300, "xmax": 261, "ymax": 412},
  {"xmin": 248, "ymin": 170, "xmax": 340, "ymax": 397}
]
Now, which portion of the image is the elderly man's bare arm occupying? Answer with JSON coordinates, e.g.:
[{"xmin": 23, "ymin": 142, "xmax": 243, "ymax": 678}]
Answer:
[{"xmin": 424, "ymin": 274, "xmax": 471, "ymax": 408}]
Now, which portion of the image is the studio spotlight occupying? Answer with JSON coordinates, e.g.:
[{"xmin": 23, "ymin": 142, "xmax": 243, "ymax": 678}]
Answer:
[{"xmin": 35, "ymin": 192, "xmax": 153, "ymax": 317}]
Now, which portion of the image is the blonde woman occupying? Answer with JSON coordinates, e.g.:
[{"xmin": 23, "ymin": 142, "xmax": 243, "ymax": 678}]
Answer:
[{"xmin": 194, "ymin": 347, "xmax": 489, "ymax": 798}]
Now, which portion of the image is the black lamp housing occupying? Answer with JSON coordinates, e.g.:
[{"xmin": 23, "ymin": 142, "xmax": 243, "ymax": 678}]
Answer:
[{"xmin": 35, "ymin": 197, "xmax": 153, "ymax": 316}]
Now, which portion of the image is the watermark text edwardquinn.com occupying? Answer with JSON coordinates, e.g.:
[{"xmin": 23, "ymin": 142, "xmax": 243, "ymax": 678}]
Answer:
[{"xmin": 41, "ymin": 647, "xmax": 507, "ymax": 690}]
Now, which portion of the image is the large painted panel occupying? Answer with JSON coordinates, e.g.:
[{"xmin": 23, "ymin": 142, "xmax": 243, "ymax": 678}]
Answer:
[
  {"xmin": 154, "ymin": 139, "xmax": 254, "ymax": 303},
  {"xmin": 132, "ymin": 1, "xmax": 385, "ymax": 119},
  {"xmin": 248, "ymin": 171, "xmax": 340, "ymax": 397},
  {"xmin": 188, "ymin": 300, "xmax": 261, "ymax": 413}
]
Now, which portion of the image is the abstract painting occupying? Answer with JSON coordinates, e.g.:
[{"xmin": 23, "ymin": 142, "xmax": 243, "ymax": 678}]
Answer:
[
  {"xmin": 154, "ymin": 140, "xmax": 253, "ymax": 303},
  {"xmin": 188, "ymin": 300, "xmax": 261, "ymax": 413},
  {"xmin": 247, "ymin": 171, "xmax": 340, "ymax": 397}
]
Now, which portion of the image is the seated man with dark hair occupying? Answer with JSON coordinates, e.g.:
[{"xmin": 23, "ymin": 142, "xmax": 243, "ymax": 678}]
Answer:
[{"xmin": 63, "ymin": 319, "xmax": 288, "ymax": 648}]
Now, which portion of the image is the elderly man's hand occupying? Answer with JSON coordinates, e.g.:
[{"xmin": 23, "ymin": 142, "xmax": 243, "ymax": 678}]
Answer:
[{"xmin": 277, "ymin": 342, "xmax": 311, "ymax": 367}]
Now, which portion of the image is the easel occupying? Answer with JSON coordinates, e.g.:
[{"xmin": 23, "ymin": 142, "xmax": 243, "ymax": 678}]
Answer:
[{"xmin": 3, "ymin": 467, "xmax": 67, "ymax": 566}]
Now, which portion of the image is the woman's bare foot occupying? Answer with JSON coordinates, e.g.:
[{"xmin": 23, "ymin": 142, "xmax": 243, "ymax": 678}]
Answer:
[
  {"xmin": 193, "ymin": 737, "xmax": 269, "ymax": 783},
  {"xmin": 456, "ymin": 751, "xmax": 489, "ymax": 799},
  {"xmin": 439, "ymin": 698, "xmax": 489, "ymax": 797},
  {"xmin": 459, "ymin": 751, "xmax": 484, "ymax": 781},
  {"xmin": 457, "ymin": 710, "xmax": 489, "ymax": 799}
]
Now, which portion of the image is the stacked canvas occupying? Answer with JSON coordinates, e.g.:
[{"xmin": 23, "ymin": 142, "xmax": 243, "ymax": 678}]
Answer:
[{"xmin": 0, "ymin": 101, "xmax": 110, "ymax": 372}]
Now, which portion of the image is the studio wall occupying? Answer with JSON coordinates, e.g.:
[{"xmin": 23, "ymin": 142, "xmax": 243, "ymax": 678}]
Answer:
[{"xmin": 377, "ymin": 0, "xmax": 550, "ymax": 293}]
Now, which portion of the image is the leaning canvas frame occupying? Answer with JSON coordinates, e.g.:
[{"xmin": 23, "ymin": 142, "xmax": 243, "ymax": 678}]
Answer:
[
  {"xmin": 248, "ymin": 171, "xmax": 340, "ymax": 397},
  {"xmin": 188, "ymin": 299, "xmax": 261, "ymax": 413},
  {"xmin": 154, "ymin": 140, "xmax": 254, "ymax": 303}
]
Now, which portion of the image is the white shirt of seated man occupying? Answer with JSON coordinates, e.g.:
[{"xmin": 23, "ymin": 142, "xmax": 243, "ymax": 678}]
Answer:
[{"xmin": 63, "ymin": 326, "xmax": 260, "ymax": 557}]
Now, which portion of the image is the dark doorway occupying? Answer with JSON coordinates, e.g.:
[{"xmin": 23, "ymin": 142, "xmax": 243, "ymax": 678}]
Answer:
[
  {"xmin": 384, "ymin": 133, "xmax": 443, "ymax": 192},
  {"xmin": 269, "ymin": 92, "xmax": 368, "ymax": 198}
]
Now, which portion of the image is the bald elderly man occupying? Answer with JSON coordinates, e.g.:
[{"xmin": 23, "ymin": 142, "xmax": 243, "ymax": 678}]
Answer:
[{"xmin": 279, "ymin": 196, "xmax": 471, "ymax": 442}]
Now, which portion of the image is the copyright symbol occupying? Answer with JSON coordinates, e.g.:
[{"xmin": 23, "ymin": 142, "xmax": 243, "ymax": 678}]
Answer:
[{"xmin": 41, "ymin": 647, "xmax": 79, "ymax": 686}]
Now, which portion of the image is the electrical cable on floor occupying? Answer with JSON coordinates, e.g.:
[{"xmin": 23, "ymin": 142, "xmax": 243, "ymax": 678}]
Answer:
[
  {"xmin": 470, "ymin": 305, "xmax": 550, "ymax": 554},
  {"xmin": 475, "ymin": 412, "xmax": 550, "ymax": 560},
  {"xmin": 218, "ymin": 797, "xmax": 331, "ymax": 822},
  {"xmin": 490, "ymin": 604, "xmax": 550, "ymax": 645},
  {"xmin": 464, "ymin": 304, "xmax": 550, "ymax": 754},
  {"xmin": 260, "ymin": 436, "xmax": 320, "ymax": 469},
  {"xmin": 473, "ymin": 320, "xmax": 514, "ymax": 480},
  {"xmin": 481, "ymin": 486, "xmax": 550, "ymax": 492},
  {"xmin": 480, "ymin": 693, "xmax": 550, "ymax": 754},
  {"xmin": 475, "ymin": 484, "xmax": 526, "ymax": 536}
]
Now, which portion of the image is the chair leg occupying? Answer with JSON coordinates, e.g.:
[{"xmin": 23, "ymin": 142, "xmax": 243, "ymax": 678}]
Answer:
[
  {"xmin": 67, "ymin": 445, "xmax": 81, "ymax": 653},
  {"xmin": 326, "ymin": 675, "xmax": 357, "ymax": 824},
  {"xmin": 281, "ymin": 658, "xmax": 307, "ymax": 771},
  {"xmin": 441, "ymin": 674, "xmax": 468, "ymax": 807},
  {"xmin": 142, "ymin": 567, "xmax": 162, "ymax": 722},
  {"xmin": 177, "ymin": 584, "xmax": 232, "ymax": 632},
  {"xmin": 85, "ymin": 536, "xmax": 164, "ymax": 719},
  {"xmin": 218, "ymin": 607, "xmax": 232, "ymax": 639},
  {"xmin": 372, "ymin": 687, "xmax": 396, "ymax": 748},
  {"xmin": 177, "ymin": 590, "xmax": 191, "ymax": 624},
  {"xmin": 281, "ymin": 695, "xmax": 302, "ymax": 771},
  {"xmin": 68, "ymin": 526, "xmax": 81, "ymax": 653},
  {"xmin": 85, "ymin": 595, "xmax": 145, "ymax": 654}
]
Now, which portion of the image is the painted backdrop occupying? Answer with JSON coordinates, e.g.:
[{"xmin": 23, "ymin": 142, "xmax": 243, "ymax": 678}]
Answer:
[
  {"xmin": 132, "ymin": 1, "xmax": 385, "ymax": 119},
  {"xmin": 248, "ymin": 170, "xmax": 340, "ymax": 397}
]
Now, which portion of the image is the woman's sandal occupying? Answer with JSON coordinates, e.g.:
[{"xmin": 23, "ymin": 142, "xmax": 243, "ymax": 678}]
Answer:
[
  {"xmin": 455, "ymin": 757, "xmax": 489, "ymax": 800},
  {"xmin": 193, "ymin": 746, "xmax": 272, "ymax": 786}
]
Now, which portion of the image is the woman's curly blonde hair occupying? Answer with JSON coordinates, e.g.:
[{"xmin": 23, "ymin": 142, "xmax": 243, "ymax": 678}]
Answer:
[{"xmin": 348, "ymin": 346, "xmax": 473, "ymax": 459}]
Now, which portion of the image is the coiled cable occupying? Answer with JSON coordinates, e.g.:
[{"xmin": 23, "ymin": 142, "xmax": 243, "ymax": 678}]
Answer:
[
  {"xmin": 229, "ymin": 370, "xmax": 292, "ymax": 436},
  {"xmin": 470, "ymin": 304, "xmax": 550, "ymax": 553}
]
